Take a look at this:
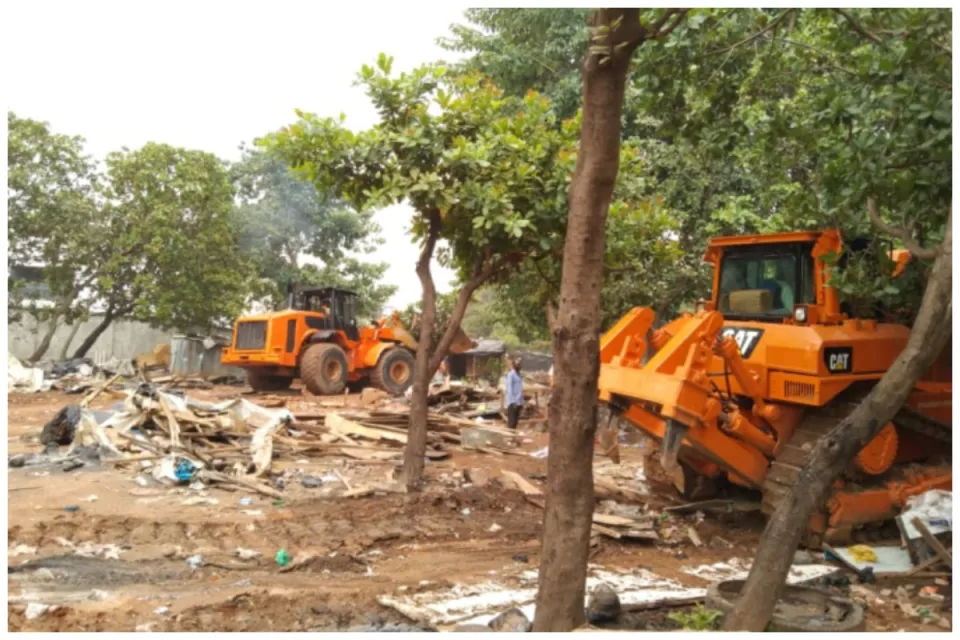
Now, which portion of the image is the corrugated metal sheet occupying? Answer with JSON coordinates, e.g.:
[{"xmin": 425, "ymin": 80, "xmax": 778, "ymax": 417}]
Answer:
[{"xmin": 170, "ymin": 335, "xmax": 245, "ymax": 379}]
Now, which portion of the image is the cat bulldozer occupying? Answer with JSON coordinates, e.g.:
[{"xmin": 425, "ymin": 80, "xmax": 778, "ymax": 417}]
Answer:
[
  {"xmin": 598, "ymin": 230, "xmax": 951, "ymax": 545},
  {"xmin": 221, "ymin": 286, "xmax": 418, "ymax": 395}
]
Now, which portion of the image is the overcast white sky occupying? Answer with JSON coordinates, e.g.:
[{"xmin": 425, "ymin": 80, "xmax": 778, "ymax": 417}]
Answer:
[{"xmin": 5, "ymin": 1, "xmax": 475, "ymax": 311}]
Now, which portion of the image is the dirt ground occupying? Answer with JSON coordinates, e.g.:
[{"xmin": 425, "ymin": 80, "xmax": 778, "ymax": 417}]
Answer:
[{"xmin": 7, "ymin": 387, "xmax": 950, "ymax": 632}]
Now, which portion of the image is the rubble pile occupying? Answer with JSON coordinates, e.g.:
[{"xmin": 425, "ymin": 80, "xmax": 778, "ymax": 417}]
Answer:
[{"xmin": 27, "ymin": 376, "xmax": 535, "ymax": 498}]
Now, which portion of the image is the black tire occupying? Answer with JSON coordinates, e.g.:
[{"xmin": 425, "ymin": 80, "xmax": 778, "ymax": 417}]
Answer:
[
  {"xmin": 706, "ymin": 580, "xmax": 865, "ymax": 632},
  {"xmin": 246, "ymin": 369, "xmax": 294, "ymax": 392},
  {"xmin": 370, "ymin": 348, "xmax": 415, "ymax": 396},
  {"xmin": 300, "ymin": 342, "xmax": 349, "ymax": 395}
]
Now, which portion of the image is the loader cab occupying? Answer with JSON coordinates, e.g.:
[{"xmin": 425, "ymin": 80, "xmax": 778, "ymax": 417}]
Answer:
[
  {"xmin": 297, "ymin": 287, "xmax": 360, "ymax": 341},
  {"xmin": 712, "ymin": 239, "xmax": 817, "ymax": 322}
]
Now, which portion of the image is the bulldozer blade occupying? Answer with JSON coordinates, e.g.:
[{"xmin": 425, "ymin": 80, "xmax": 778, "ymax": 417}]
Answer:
[{"xmin": 660, "ymin": 419, "xmax": 689, "ymax": 474}]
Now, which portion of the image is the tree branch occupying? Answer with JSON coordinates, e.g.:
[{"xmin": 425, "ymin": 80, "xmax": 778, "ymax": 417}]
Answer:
[
  {"xmin": 653, "ymin": 9, "xmax": 689, "ymax": 40},
  {"xmin": 426, "ymin": 252, "xmax": 511, "ymax": 374},
  {"xmin": 701, "ymin": 9, "xmax": 793, "ymax": 57},
  {"xmin": 834, "ymin": 9, "xmax": 883, "ymax": 45},
  {"xmin": 867, "ymin": 197, "xmax": 941, "ymax": 260},
  {"xmin": 533, "ymin": 259, "xmax": 559, "ymax": 294},
  {"xmin": 765, "ymin": 38, "xmax": 857, "ymax": 75}
]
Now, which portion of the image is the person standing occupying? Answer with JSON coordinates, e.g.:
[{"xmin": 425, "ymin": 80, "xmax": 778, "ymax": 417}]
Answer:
[{"xmin": 506, "ymin": 359, "xmax": 524, "ymax": 430}]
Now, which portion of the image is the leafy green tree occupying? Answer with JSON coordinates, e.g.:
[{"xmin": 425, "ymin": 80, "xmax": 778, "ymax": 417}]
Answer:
[
  {"xmin": 231, "ymin": 146, "xmax": 393, "ymax": 312},
  {"xmin": 7, "ymin": 112, "xmax": 100, "ymax": 361},
  {"xmin": 442, "ymin": 11, "xmax": 763, "ymax": 337},
  {"xmin": 262, "ymin": 55, "xmax": 579, "ymax": 489},
  {"xmin": 439, "ymin": 9, "xmax": 591, "ymax": 121},
  {"xmin": 70, "ymin": 143, "xmax": 257, "ymax": 357},
  {"xmin": 631, "ymin": 8, "xmax": 951, "ymax": 320}
]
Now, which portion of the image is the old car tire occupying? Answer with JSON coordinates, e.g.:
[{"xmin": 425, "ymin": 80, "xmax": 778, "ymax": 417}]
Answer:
[
  {"xmin": 246, "ymin": 370, "xmax": 294, "ymax": 392},
  {"xmin": 370, "ymin": 348, "xmax": 415, "ymax": 396},
  {"xmin": 300, "ymin": 343, "xmax": 349, "ymax": 395},
  {"xmin": 705, "ymin": 580, "xmax": 865, "ymax": 632}
]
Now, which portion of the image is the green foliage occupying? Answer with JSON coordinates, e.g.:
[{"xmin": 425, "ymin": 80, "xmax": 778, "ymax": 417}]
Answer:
[
  {"xmin": 230, "ymin": 145, "xmax": 394, "ymax": 312},
  {"xmin": 94, "ymin": 142, "xmax": 256, "ymax": 329},
  {"xmin": 631, "ymin": 8, "xmax": 950, "ymax": 318},
  {"xmin": 7, "ymin": 112, "xmax": 100, "ymax": 322},
  {"xmin": 668, "ymin": 605, "xmax": 723, "ymax": 631},
  {"xmin": 438, "ymin": 9, "xmax": 591, "ymax": 121},
  {"xmin": 260, "ymin": 55, "xmax": 588, "ymax": 371},
  {"xmin": 444, "ymin": 9, "xmax": 950, "ymax": 330}
]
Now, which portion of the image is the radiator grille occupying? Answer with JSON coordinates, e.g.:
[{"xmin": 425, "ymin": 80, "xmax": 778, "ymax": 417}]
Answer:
[
  {"xmin": 784, "ymin": 380, "xmax": 815, "ymax": 399},
  {"xmin": 235, "ymin": 321, "xmax": 267, "ymax": 350}
]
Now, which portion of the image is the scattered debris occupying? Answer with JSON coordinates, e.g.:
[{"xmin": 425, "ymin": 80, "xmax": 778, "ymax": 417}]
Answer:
[
  {"xmin": 301, "ymin": 475, "xmax": 325, "ymax": 488},
  {"xmin": 24, "ymin": 603, "xmax": 53, "ymax": 621},
  {"xmin": 488, "ymin": 607, "xmax": 532, "ymax": 632},
  {"xmin": 8, "ymin": 544, "xmax": 38, "ymax": 557},
  {"xmin": 706, "ymin": 579, "xmax": 865, "ymax": 632},
  {"xmin": 824, "ymin": 544, "xmax": 919, "ymax": 575},
  {"xmin": 586, "ymin": 583, "xmax": 621, "ymax": 623},
  {"xmin": 61, "ymin": 459, "xmax": 84, "ymax": 473},
  {"xmin": 8, "ymin": 353, "xmax": 49, "ymax": 393},
  {"xmin": 235, "ymin": 548, "xmax": 261, "ymax": 561}
]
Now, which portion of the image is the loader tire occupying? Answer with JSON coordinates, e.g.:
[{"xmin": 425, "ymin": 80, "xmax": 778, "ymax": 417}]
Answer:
[
  {"xmin": 300, "ymin": 343, "xmax": 349, "ymax": 395},
  {"xmin": 370, "ymin": 348, "xmax": 415, "ymax": 396},
  {"xmin": 246, "ymin": 370, "xmax": 294, "ymax": 392}
]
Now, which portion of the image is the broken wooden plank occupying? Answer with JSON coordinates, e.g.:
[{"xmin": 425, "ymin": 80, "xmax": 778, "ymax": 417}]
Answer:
[
  {"xmin": 327, "ymin": 413, "xmax": 407, "ymax": 445},
  {"xmin": 81, "ymin": 372, "xmax": 122, "ymax": 408},
  {"xmin": 592, "ymin": 524, "xmax": 623, "ymax": 539},
  {"xmin": 343, "ymin": 487, "xmax": 376, "ymax": 498},
  {"xmin": 526, "ymin": 495, "xmax": 655, "ymax": 532},
  {"xmin": 200, "ymin": 470, "xmax": 283, "ymax": 499},
  {"xmin": 912, "ymin": 517, "xmax": 952, "ymax": 571},
  {"xmin": 664, "ymin": 498, "xmax": 761, "ymax": 514},
  {"xmin": 591, "ymin": 512, "xmax": 649, "ymax": 528},
  {"xmin": 501, "ymin": 470, "xmax": 543, "ymax": 496},
  {"xmin": 593, "ymin": 475, "xmax": 647, "ymax": 503}
]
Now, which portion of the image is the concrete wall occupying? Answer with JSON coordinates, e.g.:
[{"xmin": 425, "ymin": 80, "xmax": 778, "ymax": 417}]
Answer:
[{"xmin": 9, "ymin": 313, "xmax": 179, "ymax": 364}]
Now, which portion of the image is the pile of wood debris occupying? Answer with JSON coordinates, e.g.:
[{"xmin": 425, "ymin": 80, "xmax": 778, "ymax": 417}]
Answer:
[{"xmin": 54, "ymin": 379, "xmax": 527, "ymax": 498}]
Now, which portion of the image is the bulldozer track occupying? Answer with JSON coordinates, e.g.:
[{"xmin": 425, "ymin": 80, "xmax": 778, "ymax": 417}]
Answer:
[{"xmin": 760, "ymin": 387, "xmax": 952, "ymax": 543}]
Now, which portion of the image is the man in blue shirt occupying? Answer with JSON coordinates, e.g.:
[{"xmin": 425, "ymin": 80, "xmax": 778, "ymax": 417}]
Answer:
[{"xmin": 506, "ymin": 359, "xmax": 524, "ymax": 430}]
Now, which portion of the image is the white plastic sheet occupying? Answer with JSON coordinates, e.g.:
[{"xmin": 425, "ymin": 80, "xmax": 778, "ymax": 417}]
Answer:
[
  {"xmin": 8, "ymin": 353, "xmax": 48, "ymax": 393},
  {"xmin": 898, "ymin": 489, "xmax": 952, "ymax": 540}
]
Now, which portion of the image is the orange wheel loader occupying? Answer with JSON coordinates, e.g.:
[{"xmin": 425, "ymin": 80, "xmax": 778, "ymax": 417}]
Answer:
[
  {"xmin": 221, "ymin": 286, "xmax": 418, "ymax": 396},
  {"xmin": 598, "ymin": 230, "xmax": 951, "ymax": 546}
]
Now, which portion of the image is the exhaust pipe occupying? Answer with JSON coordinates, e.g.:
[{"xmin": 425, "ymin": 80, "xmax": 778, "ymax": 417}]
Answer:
[{"xmin": 286, "ymin": 280, "xmax": 295, "ymax": 310}]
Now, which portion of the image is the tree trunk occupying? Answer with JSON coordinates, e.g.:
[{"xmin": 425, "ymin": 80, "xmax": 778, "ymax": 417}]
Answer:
[
  {"xmin": 545, "ymin": 299, "xmax": 558, "ymax": 333},
  {"xmin": 723, "ymin": 209, "xmax": 953, "ymax": 631},
  {"xmin": 533, "ymin": 8, "xmax": 644, "ymax": 632},
  {"xmin": 28, "ymin": 310, "xmax": 64, "ymax": 363},
  {"xmin": 71, "ymin": 310, "xmax": 116, "ymax": 359},
  {"xmin": 403, "ymin": 215, "xmax": 441, "ymax": 491},
  {"xmin": 403, "ymin": 234, "xmax": 503, "ymax": 490},
  {"xmin": 58, "ymin": 321, "xmax": 83, "ymax": 360}
]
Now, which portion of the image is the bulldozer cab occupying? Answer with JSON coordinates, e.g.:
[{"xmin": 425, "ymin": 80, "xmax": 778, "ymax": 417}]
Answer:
[
  {"xmin": 714, "ymin": 241, "xmax": 817, "ymax": 321},
  {"xmin": 297, "ymin": 287, "xmax": 360, "ymax": 340}
]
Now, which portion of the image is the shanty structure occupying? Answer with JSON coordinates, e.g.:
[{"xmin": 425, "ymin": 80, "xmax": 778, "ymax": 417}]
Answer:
[
  {"xmin": 508, "ymin": 350, "xmax": 553, "ymax": 372},
  {"xmin": 448, "ymin": 339, "xmax": 507, "ymax": 382}
]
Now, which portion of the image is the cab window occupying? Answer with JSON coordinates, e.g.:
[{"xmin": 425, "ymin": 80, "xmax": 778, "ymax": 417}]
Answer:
[{"xmin": 717, "ymin": 243, "xmax": 815, "ymax": 318}]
